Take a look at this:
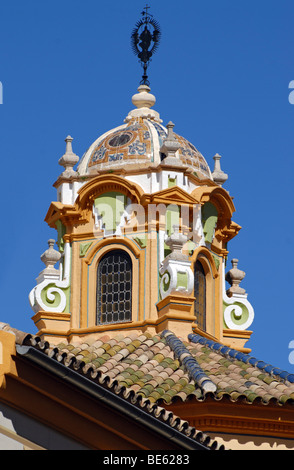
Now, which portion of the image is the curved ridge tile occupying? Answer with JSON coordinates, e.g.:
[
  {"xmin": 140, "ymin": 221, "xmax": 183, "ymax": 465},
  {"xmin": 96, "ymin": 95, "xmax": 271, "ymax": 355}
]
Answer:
[
  {"xmin": 161, "ymin": 330, "xmax": 217, "ymax": 393},
  {"xmin": 188, "ymin": 333, "xmax": 294, "ymax": 384},
  {"xmin": 188, "ymin": 333, "xmax": 294, "ymax": 405}
]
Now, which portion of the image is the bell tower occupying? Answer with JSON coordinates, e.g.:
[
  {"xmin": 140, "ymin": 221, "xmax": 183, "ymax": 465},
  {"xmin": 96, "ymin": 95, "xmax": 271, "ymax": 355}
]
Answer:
[{"xmin": 29, "ymin": 8, "xmax": 255, "ymax": 352}]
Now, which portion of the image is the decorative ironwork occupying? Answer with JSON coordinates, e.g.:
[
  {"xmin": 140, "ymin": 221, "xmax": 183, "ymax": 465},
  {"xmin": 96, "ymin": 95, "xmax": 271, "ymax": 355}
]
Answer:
[
  {"xmin": 194, "ymin": 261, "xmax": 206, "ymax": 331},
  {"xmin": 131, "ymin": 5, "xmax": 161, "ymax": 86},
  {"xmin": 97, "ymin": 250, "xmax": 132, "ymax": 325}
]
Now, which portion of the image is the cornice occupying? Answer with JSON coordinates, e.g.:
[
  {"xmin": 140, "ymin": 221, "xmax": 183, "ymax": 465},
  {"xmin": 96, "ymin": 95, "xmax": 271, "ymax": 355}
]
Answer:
[
  {"xmin": 141, "ymin": 186, "xmax": 198, "ymax": 207},
  {"xmin": 76, "ymin": 174, "xmax": 144, "ymax": 209},
  {"xmin": 45, "ymin": 202, "xmax": 89, "ymax": 229},
  {"xmin": 191, "ymin": 186, "xmax": 236, "ymax": 218},
  {"xmin": 166, "ymin": 398, "xmax": 294, "ymax": 440}
]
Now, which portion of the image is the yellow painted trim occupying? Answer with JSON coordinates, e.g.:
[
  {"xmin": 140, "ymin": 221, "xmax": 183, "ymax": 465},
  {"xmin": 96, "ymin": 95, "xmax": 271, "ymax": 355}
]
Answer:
[
  {"xmin": 84, "ymin": 236, "xmax": 142, "ymax": 265},
  {"xmin": 32, "ymin": 312, "xmax": 71, "ymax": 335},
  {"xmin": 189, "ymin": 247, "xmax": 221, "ymax": 340},
  {"xmin": 191, "ymin": 326, "xmax": 220, "ymax": 343},
  {"xmin": 35, "ymin": 316, "xmax": 195, "ymax": 342},
  {"xmin": 223, "ymin": 328, "xmax": 253, "ymax": 339},
  {"xmin": 190, "ymin": 246, "xmax": 219, "ymax": 279},
  {"xmin": 191, "ymin": 186, "xmax": 236, "ymax": 218},
  {"xmin": 166, "ymin": 400, "xmax": 294, "ymax": 441},
  {"xmin": 45, "ymin": 201, "xmax": 89, "ymax": 229},
  {"xmin": 32, "ymin": 312, "xmax": 71, "ymax": 322},
  {"xmin": 141, "ymin": 186, "xmax": 198, "ymax": 207},
  {"xmin": 80, "ymin": 237, "xmax": 144, "ymax": 329},
  {"xmin": 76, "ymin": 174, "xmax": 144, "ymax": 209},
  {"xmin": 156, "ymin": 294, "xmax": 196, "ymax": 314},
  {"xmin": 223, "ymin": 328, "xmax": 253, "ymax": 353},
  {"xmin": 0, "ymin": 330, "xmax": 17, "ymax": 388}
]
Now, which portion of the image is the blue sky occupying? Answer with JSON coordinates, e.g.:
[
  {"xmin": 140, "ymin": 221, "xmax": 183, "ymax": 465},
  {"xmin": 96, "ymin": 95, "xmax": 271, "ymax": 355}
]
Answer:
[{"xmin": 0, "ymin": 0, "xmax": 293, "ymax": 371}]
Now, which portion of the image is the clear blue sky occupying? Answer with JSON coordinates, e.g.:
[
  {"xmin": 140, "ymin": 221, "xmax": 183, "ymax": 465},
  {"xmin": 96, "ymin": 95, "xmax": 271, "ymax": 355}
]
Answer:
[{"xmin": 0, "ymin": 0, "xmax": 293, "ymax": 371}]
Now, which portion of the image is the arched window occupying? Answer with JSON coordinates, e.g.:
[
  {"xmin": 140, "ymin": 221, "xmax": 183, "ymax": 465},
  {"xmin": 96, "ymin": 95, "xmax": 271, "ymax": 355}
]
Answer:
[
  {"xmin": 96, "ymin": 250, "xmax": 132, "ymax": 325},
  {"xmin": 194, "ymin": 260, "xmax": 206, "ymax": 331}
]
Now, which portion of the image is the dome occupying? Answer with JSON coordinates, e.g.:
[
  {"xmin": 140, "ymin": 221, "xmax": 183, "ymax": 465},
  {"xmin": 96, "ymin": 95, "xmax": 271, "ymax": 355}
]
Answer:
[{"xmin": 77, "ymin": 86, "xmax": 212, "ymax": 180}]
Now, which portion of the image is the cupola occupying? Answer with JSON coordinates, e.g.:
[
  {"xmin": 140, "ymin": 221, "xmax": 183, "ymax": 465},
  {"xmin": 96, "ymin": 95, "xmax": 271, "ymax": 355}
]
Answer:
[{"xmin": 29, "ymin": 8, "xmax": 255, "ymax": 353}]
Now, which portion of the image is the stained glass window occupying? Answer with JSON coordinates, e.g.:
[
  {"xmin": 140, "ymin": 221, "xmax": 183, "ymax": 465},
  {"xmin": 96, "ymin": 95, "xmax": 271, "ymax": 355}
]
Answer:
[
  {"xmin": 194, "ymin": 260, "xmax": 206, "ymax": 331},
  {"xmin": 97, "ymin": 250, "xmax": 132, "ymax": 325}
]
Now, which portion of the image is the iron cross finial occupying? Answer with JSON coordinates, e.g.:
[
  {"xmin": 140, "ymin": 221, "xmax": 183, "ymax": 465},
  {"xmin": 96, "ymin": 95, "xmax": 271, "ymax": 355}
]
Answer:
[
  {"xmin": 131, "ymin": 7, "xmax": 161, "ymax": 86},
  {"xmin": 143, "ymin": 4, "xmax": 150, "ymax": 15}
]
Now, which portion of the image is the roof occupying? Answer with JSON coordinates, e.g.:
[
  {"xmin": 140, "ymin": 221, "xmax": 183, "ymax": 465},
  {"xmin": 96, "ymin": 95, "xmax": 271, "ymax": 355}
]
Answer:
[
  {"xmin": 4, "ymin": 323, "xmax": 294, "ymax": 450},
  {"xmin": 17, "ymin": 327, "xmax": 294, "ymax": 407},
  {"xmin": 0, "ymin": 323, "xmax": 224, "ymax": 451},
  {"xmin": 77, "ymin": 117, "xmax": 212, "ymax": 179},
  {"xmin": 77, "ymin": 85, "xmax": 212, "ymax": 179}
]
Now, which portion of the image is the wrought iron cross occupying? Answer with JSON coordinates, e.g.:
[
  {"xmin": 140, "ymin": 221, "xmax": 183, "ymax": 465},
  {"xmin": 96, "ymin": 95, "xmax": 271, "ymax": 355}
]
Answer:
[
  {"xmin": 131, "ymin": 6, "xmax": 161, "ymax": 86},
  {"xmin": 142, "ymin": 4, "xmax": 150, "ymax": 15}
]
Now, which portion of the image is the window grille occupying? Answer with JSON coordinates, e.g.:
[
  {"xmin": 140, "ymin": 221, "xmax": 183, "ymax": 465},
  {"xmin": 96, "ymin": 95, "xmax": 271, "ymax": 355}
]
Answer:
[
  {"xmin": 97, "ymin": 250, "xmax": 132, "ymax": 325},
  {"xmin": 194, "ymin": 260, "xmax": 206, "ymax": 331}
]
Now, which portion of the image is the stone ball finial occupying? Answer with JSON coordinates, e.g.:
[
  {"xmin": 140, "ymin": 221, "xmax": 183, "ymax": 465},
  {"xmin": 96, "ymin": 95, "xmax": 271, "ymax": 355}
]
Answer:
[
  {"xmin": 165, "ymin": 229, "xmax": 189, "ymax": 261},
  {"xmin": 132, "ymin": 84, "xmax": 156, "ymax": 109},
  {"xmin": 212, "ymin": 153, "xmax": 228, "ymax": 186},
  {"xmin": 160, "ymin": 121, "xmax": 182, "ymax": 166},
  {"xmin": 225, "ymin": 258, "xmax": 246, "ymax": 296},
  {"xmin": 40, "ymin": 239, "xmax": 61, "ymax": 272},
  {"xmin": 58, "ymin": 135, "xmax": 79, "ymax": 178},
  {"xmin": 125, "ymin": 85, "xmax": 162, "ymax": 123}
]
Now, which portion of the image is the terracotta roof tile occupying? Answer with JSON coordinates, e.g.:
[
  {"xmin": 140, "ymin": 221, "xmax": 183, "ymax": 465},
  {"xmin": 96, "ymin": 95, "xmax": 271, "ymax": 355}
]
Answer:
[{"xmin": 12, "ymin": 326, "xmax": 294, "ymax": 413}]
